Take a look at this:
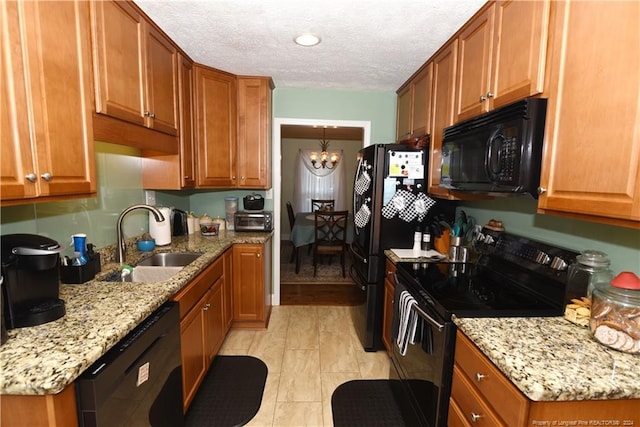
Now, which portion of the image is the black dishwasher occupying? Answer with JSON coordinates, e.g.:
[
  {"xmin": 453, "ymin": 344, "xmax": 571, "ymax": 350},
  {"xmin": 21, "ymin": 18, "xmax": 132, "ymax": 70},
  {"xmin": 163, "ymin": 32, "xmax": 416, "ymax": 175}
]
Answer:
[{"xmin": 76, "ymin": 302, "xmax": 183, "ymax": 427}]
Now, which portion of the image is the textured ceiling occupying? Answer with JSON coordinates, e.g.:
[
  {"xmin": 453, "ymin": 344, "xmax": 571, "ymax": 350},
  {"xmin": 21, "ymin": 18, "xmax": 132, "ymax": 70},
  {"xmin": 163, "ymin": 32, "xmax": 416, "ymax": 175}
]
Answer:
[{"xmin": 135, "ymin": 0, "xmax": 487, "ymax": 92}]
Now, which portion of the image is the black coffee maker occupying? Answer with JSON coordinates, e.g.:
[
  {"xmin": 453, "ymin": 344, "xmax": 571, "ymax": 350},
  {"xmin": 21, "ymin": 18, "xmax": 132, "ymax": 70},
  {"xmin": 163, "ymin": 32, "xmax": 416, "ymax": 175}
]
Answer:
[{"xmin": 1, "ymin": 234, "xmax": 66, "ymax": 329}]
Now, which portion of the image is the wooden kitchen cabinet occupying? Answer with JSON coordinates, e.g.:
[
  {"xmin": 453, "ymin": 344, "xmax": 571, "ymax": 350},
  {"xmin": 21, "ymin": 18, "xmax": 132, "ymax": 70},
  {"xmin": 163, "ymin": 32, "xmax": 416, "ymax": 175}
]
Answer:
[
  {"xmin": 455, "ymin": 1, "xmax": 550, "ymax": 122},
  {"xmin": 537, "ymin": 1, "xmax": 640, "ymax": 228},
  {"xmin": 451, "ymin": 331, "xmax": 640, "ymax": 426},
  {"xmin": 382, "ymin": 259, "xmax": 397, "ymax": 355},
  {"xmin": 1, "ymin": 0, "xmax": 96, "ymax": 205},
  {"xmin": 223, "ymin": 248, "xmax": 234, "ymax": 330},
  {"xmin": 396, "ymin": 63, "xmax": 433, "ymax": 142},
  {"xmin": 172, "ymin": 254, "xmax": 229, "ymax": 410},
  {"xmin": 194, "ymin": 65, "xmax": 238, "ymax": 187},
  {"xmin": 90, "ymin": 0, "xmax": 179, "ymax": 137},
  {"xmin": 232, "ymin": 238, "xmax": 272, "ymax": 329},
  {"xmin": 428, "ymin": 40, "xmax": 459, "ymax": 199},
  {"xmin": 237, "ymin": 76, "xmax": 274, "ymax": 189},
  {"xmin": 141, "ymin": 53, "xmax": 196, "ymax": 189}
]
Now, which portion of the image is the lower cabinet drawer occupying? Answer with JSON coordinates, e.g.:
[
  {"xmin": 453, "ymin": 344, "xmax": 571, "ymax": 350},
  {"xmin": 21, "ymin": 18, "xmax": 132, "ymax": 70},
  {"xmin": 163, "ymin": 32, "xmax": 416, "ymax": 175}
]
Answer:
[
  {"xmin": 455, "ymin": 331, "xmax": 528, "ymax": 426},
  {"xmin": 448, "ymin": 397, "xmax": 471, "ymax": 427},
  {"xmin": 451, "ymin": 365, "xmax": 505, "ymax": 427}
]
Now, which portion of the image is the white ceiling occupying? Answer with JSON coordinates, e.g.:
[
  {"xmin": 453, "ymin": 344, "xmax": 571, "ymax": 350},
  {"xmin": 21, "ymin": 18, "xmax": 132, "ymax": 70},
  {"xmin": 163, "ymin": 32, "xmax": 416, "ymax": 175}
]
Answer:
[{"xmin": 135, "ymin": 0, "xmax": 487, "ymax": 92}]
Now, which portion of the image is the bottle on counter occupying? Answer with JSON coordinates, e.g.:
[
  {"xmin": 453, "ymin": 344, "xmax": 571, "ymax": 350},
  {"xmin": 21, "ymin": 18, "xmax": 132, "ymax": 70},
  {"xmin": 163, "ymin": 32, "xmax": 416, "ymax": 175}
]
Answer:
[
  {"xmin": 421, "ymin": 231, "xmax": 431, "ymax": 252},
  {"xmin": 412, "ymin": 229, "xmax": 422, "ymax": 257}
]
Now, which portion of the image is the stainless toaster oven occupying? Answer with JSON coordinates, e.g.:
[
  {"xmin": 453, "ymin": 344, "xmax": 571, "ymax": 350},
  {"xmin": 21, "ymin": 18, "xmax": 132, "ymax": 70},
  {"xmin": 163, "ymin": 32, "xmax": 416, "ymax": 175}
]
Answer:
[{"xmin": 234, "ymin": 211, "xmax": 273, "ymax": 232}]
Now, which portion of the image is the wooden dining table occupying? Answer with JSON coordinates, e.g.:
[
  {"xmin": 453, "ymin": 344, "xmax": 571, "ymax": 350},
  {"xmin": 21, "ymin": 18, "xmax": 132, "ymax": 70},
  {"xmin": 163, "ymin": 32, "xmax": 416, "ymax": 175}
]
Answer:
[{"xmin": 290, "ymin": 211, "xmax": 355, "ymax": 273}]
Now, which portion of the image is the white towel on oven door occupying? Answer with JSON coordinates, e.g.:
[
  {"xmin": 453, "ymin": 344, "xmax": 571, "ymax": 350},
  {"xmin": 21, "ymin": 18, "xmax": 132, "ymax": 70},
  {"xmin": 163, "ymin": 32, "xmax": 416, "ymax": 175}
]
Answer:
[{"xmin": 396, "ymin": 291, "xmax": 419, "ymax": 356}]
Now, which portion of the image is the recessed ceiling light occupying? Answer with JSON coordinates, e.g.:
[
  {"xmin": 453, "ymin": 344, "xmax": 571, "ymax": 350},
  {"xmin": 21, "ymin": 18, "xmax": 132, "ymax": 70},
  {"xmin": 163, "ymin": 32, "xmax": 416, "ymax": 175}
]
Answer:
[{"xmin": 295, "ymin": 33, "xmax": 321, "ymax": 47}]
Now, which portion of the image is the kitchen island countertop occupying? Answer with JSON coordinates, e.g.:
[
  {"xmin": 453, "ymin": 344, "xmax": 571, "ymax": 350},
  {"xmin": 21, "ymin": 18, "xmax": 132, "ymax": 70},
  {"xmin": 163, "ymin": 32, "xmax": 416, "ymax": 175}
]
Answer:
[
  {"xmin": 0, "ymin": 231, "xmax": 272, "ymax": 396},
  {"xmin": 453, "ymin": 316, "xmax": 640, "ymax": 401}
]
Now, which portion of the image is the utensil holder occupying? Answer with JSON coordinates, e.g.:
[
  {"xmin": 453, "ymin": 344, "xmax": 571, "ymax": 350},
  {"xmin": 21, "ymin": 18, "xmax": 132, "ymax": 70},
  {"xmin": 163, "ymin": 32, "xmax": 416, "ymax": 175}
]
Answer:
[{"xmin": 60, "ymin": 253, "xmax": 101, "ymax": 284}]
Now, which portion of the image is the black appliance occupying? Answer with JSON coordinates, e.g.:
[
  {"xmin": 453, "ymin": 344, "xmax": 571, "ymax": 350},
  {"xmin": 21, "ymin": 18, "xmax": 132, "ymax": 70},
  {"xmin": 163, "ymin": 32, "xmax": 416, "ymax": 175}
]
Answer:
[
  {"xmin": 243, "ymin": 193, "xmax": 265, "ymax": 211},
  {"xmin": 1, "ymin": 234, "xmax": 65, "ymax": 329},
  {"xmin": 172, "ymin": 208, "xmax": 189, "ymax": 236},
  {"xmin": 76, "ymin": 302, "xmax": 183, "ymax": 427},
  {"xmin": 235, "ymin": 211, "xmax": 273, "ymax": 232},
  {"xmin": 390, "ymin": 228, "xmax": 585, "ymax": 426},
  {"xmin": 350, "ymin": 144, "xmax": 455, "ymax": 351},
  {"xmin": 440, "ymin": 97, "xmax": 547, "ymax": 198}
]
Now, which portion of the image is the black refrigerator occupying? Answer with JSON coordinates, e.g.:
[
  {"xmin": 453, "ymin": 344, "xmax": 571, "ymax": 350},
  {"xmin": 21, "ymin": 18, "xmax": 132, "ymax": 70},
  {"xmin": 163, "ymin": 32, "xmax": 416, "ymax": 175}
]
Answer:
[{"xmin": 349, "ymin": 144, "xmax": 455, "ymax": 351}]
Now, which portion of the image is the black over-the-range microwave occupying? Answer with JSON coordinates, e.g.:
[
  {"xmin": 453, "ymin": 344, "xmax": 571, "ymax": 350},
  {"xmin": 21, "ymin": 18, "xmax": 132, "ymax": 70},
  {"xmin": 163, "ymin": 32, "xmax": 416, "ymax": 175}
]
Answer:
[{"xmin": 440, "ymin": 97, "xmax": 547, "ymax": 198}]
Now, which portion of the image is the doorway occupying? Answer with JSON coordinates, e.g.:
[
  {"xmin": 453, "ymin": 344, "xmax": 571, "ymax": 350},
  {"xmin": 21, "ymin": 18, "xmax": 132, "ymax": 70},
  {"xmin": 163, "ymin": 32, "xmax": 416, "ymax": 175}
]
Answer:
[{"xmin": 272, "ymin": 118, "xmax": 371, "ymax": 305}]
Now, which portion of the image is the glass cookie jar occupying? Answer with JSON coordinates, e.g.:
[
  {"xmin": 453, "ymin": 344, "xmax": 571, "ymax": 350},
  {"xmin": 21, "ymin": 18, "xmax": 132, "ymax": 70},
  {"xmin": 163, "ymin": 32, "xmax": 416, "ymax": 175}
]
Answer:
[{"xmin": 589, "ymin": 272, "xmax": 640, "ymax": 353}]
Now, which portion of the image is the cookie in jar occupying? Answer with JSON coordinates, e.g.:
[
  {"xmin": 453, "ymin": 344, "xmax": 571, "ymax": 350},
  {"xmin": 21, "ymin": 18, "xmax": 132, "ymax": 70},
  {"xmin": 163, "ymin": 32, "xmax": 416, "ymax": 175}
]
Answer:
[{"xmin": 590, "ymin": 272, "xmax": 640, "ymax": 353}]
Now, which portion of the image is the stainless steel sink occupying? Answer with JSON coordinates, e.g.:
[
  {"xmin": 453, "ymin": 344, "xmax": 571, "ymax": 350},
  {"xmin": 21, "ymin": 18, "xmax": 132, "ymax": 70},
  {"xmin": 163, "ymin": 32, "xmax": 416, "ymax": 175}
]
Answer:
[{"xmin": 137, "ymin": 252, "xmax": 202, "ymax": 267}]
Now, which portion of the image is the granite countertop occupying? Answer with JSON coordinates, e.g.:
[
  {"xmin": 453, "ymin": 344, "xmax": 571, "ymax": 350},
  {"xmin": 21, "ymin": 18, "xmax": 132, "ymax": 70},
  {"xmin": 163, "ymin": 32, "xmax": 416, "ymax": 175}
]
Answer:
[
  {"xmin": 453, "ymin": 316, "xmax": 640, "ymax": 401},
  {"xmin": 0, "ymin": 231, "xmax": 272, "ymax": 396}
]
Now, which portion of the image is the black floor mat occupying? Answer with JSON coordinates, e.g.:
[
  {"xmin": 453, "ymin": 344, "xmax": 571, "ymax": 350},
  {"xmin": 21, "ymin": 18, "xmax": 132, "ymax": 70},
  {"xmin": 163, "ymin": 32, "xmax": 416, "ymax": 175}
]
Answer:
[
  {"xmin": 185, "ymin": 355, "xmax": 268, "ymax": 427},
  {"xmin": 331, "ymin": 379, "xmax": 421, "ymax": 427}
]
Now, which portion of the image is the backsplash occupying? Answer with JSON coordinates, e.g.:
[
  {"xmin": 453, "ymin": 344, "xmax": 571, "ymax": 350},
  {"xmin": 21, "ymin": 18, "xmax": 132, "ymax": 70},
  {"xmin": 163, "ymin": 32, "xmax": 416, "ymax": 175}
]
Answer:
[{"xmin": 459, "ymin": 199, "xmax": 640, "ymax": 274}]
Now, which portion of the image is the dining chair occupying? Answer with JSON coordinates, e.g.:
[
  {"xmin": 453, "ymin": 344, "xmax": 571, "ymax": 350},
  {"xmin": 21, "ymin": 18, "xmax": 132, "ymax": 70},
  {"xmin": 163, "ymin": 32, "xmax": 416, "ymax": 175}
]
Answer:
[
  {"xmin": 286, "ymin": 201, "xmax": 297, "ymax": 263},
  {"xmin": 313, "ymin": 210, "xmax": 348, "ymax": 277},
  {"xmin": 311, "ymin": 199, "xmax": 335, "ymax": 212}
]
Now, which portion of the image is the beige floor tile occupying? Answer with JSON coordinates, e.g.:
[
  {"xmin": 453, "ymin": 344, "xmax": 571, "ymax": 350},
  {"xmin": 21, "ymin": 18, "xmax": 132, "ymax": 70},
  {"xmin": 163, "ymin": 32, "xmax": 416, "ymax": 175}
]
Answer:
[
  {"xmin": 319, "ymin": 329, "xmax": 360, "ymax": 373},
  {"xmin": 272, "ymin": 401, "xmax": 323, "ymax": 427},
  {"xmin": 249, "ymin": 330, "xmax": 286, "ymax": 373},
  {"xmin": 320, "ymin": 372, "xmax": 363, "ymax": 427},
  {"xmin": 245, "ymin": 371, "xmax": 281, "ymax": 427},
  {"xmin": 219, "ymin": 329, "xmax": 256, "ymax": 353},
  {"xmin": 356, "ymin": 348, "xmax": 392, "ymax": 379},
  {"xmin": 286, "ymin": 307, "xmax": 319, "ymax": 350},
  {"xmin": 277, "ymin": 349, "xmax": 322, "ymax": 402}
]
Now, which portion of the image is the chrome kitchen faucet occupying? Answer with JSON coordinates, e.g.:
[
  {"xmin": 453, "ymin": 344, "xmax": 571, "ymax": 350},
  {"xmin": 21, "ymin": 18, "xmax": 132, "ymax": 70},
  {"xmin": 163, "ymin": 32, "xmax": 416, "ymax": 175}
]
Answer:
[{"xmin": 116, "ymin": 204, "xmax": 165, "ymax": 265}]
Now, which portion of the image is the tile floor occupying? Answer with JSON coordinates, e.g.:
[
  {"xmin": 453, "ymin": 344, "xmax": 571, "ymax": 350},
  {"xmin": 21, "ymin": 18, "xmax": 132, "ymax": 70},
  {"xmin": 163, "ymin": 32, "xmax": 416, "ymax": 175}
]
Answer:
[{"xmin": 218, "ymin": 305, "xmax": 392, "ymax": 427}]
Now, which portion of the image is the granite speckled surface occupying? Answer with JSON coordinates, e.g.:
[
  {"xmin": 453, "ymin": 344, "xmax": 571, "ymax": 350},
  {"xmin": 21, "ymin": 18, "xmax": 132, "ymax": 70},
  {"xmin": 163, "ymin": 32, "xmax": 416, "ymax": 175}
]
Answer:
[
  {"xmin": 0, "ymin": 231, "xmax": 271, "ymax": 396},
  {"xmin": 453, "ymin": 316, "xmax": 640, "ymax": 401}
]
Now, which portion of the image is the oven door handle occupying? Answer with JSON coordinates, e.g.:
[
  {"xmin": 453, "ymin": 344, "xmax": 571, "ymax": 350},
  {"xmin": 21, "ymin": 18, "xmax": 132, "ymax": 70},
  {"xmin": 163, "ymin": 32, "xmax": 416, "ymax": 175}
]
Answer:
[
  {"xmin": 394, "ymin": 273, "xmax": 445, "ymax": 332},
  {"xmin": 349, "ymin": 244, "xmax": 367, "ymax": 264}
]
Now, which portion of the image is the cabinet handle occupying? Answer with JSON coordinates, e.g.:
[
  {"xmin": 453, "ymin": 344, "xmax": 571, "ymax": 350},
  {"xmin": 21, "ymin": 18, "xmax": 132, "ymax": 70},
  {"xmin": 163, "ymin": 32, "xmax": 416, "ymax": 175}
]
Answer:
[
  {"xmin": 486, "ymin": 91, "xmax": 494, "ymax": 98},
  {"xmin": 25, "ymin": 173, "xmax": 37, "ymax": 183},
  {"xmin": 479, "ymin": 95, "xmax": 487, "ymax": 102},
  {"xmin": 203, "ymin": 303, "xmax": 211, "ymax": 311},
  {"xmin": 241, "ymin": 176, "xmax": 246, "ymax": 180},
  {"xmin": 232, "ymin": 176, "xmax": 236, "ymax": 180},
  {"xmin": 537, "ymin": 186, "xmax": 547, "ymax": 195},
  {"xmin": 144, "ymin": 111, "xmax": 156, "ymax": 118},
  {"xmin": 40, "ymin": 172, "xmax": 52, "ymax": 181},
  {"xmin": 475, "ymin": 372, "xmax": 485, "ymax": 382},
  {"xmin": 470, "ymin": 412, "xmax": 482, "ymax": 423},
  {"xmin": 184, "ymin": 176, "xmax": 190, "ymax": 180},
  {"xmin": 256, "ymin": 253, "xmax": 261, "ymax": 258}
]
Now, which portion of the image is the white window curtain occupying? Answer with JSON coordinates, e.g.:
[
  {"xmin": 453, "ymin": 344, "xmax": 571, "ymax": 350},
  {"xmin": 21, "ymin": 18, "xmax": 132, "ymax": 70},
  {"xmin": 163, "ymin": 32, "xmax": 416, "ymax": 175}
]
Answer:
[{"xmin": 293, "ymin": 149, "xmax": 347, "ymax": 213}]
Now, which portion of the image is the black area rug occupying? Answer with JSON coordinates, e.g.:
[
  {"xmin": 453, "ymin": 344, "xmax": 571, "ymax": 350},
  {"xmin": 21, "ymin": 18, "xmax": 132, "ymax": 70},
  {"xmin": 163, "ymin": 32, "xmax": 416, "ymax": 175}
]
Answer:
[
  {"xmin": 331, "ymin": 380, "xmax": 421, "ymax": 427},
  {"xmin": 185, "ymin": 355, "xmax": 267, "ymax": 427}
]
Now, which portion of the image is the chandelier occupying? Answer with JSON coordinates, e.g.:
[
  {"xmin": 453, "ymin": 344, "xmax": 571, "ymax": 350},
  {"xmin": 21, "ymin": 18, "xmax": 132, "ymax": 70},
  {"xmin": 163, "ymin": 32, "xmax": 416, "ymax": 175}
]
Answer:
[{"xmin": 310, "ymin": 128, "xmax": 339, "ymax": 169}]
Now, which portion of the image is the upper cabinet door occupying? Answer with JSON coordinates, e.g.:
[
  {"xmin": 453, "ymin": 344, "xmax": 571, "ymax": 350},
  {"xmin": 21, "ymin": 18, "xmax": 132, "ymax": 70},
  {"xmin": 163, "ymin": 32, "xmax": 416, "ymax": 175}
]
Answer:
[
  {"xmin": 237, "ymin": 77, "xmax": 273, "ymax": 189},
  {"xmin": 490, "ymin": 0, "xmax": 549, "ymax": 109},
  {"xmin": 91, "ymin": 0, "xmax": 146, "ymax": 127},
  {"xmin": 455, "ymin": 1, "xmax": 550, "ymax": 123},
  {"xmin": 411, "ymin": 64, "xmax": 433, "ymax": 139},
  {"xmin": 538, "ymin": 1, "xmax": 640, "ymax": 226},
  {"xmin": 429, "ymin": 40, "xmax": 458, "ymax": 198},
  {"xmin": 1, "ymin": 0, "xmax": 95, "ymax": 203},
  {"xmin": 396, "ymin": 85, "xmax": 412, "ymax": 141},
  {"xmin": 1, "ymin": 1, "xmax": 37, "ymax": 200},
  {"xmin": 178, "ymin": 55, "xmax": 196, "ymax": 188},
  {"xmin": 195, "ymin": 66, "xmax": 237, "ymax": 187},
  {"xmin": 455, "ymin": 4, "xmax": 495, "ymax": 122},
  {"xmin": 145, "ymin": 25, "xmax": 179, "ymax": 136}
]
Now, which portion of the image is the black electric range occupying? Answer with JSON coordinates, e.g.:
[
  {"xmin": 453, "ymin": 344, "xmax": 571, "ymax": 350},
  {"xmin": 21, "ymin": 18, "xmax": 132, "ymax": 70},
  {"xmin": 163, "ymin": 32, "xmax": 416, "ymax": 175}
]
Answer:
[{"xmin": 395, "ymin": 228, "xmax": 586, "ymax": 320}]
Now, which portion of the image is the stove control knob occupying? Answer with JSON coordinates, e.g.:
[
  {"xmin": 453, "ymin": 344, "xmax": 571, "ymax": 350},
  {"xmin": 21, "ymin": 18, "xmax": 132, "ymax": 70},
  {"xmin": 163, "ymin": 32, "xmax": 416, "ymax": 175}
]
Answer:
[
  {"xmin": 535, "ymin": 251, "xmax": 550, "ymax": 265},
  {"xmin": 550, "ymin": 256, "xmax": 568, "ymax": 270}
]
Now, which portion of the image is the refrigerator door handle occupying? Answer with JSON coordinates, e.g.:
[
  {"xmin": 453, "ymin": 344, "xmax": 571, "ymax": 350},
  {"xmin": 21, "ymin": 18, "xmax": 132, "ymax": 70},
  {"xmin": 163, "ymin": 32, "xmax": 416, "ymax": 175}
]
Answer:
[{"xmin": 349, "ymin": 244, "xmax": 367, "ymax": 264}]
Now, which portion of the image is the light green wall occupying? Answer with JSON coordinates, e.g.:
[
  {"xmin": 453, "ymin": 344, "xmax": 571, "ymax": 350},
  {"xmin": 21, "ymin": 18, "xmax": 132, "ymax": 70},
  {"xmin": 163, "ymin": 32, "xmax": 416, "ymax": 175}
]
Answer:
[
  {"xmin": 273, "ymin": 87, "xmax": 397, "ymax": 144},
  {"xmin": 458, "ymin": 199, "xmax": 640, "ymax": 274}
]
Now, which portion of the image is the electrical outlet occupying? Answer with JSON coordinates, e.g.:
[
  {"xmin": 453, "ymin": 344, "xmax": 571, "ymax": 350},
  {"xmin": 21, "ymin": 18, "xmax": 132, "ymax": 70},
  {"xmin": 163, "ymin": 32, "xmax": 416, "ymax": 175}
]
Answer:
[
  {"xmin": 265, "ymin": 189, "xmax": 273, "ymax": 199},
  {"xmin": 145, "ymin": 190, "xmax": 156, "ymax": 205}
]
